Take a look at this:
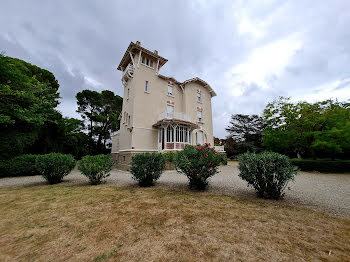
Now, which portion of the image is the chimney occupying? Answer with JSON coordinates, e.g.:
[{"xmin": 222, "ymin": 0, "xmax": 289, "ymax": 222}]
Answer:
[
  {"xmin": 154, "ymin": 50, "xmax": 158, "ymax": 55},
  {"xmin": 136, "ymin": 41, "xmax": 141, "ymax": 46}
]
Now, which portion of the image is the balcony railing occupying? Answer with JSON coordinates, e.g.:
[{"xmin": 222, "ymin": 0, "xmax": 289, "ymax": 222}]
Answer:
[
  {"xmin": 121, "ymin": 63, "xmax": 134, "ymax": 86},
  {"xmin": 214, "ymin": 146, "xmax": 225, "ymax": 152},
  {"xmin": 158, "ymin": 111, "xmax": 191, "ymax": 122}
]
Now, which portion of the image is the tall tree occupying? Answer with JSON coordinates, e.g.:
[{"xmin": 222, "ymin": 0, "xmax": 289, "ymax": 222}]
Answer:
[
  {"xmin": 225, "ymin": 114, "xmax": 266, "ymax": 155},
  {"xmin": 263, "ymin": 97, "xmax": 350, "ymax": 159},
  {"xmin": 76, "ymin": 90, "xmax": 122, "ymax": 153},
  {"xmin": 0, "ymin": 54, "xmax": 60, "ymax": 159}
]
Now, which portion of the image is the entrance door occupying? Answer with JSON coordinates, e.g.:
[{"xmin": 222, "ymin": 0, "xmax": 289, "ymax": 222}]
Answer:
[{"xmin": 161, "ymin": 128, "xmax": 165, "ymax": 150}]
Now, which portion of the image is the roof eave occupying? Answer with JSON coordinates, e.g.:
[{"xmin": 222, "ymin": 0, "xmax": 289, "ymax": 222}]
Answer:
[{"xmin": 117, "ymin": 42, "xmax": 168, "ymax": 71}]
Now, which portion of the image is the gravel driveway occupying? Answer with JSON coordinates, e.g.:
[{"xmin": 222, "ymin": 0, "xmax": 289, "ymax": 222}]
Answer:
[{"xmin": 1, "ymin": 164, "xmax": 349, "ymax": 219}]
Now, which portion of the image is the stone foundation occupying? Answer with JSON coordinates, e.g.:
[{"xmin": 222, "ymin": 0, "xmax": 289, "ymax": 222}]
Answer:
[{"xmin": 112, "ymin": 150, "xmax": 158, "ymax": 171}]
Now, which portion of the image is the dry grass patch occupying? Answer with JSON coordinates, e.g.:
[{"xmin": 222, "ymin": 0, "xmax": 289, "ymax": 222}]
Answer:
[{"xmin": 0, "ymin": 186, "xmax": 349, "ymax": 262}]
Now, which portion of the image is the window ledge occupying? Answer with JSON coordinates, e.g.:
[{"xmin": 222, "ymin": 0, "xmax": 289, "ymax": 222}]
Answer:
[
  {"xmin": 167, "ymin": 94, "xmax": 175, "ymax": 98},
  {"xmin": 141, "ymin": 63, "xmax": 154, "ymax": 70},
  {"xmin": 197, "ymin": 121, "xmax": 204, "ymax": 124},
  {"xmin": 144, "ymin": 91, "xmax": 150, "ymax": 94},
  {"xmin": 197, "ymin": 101, "xmax": 203, "ymax": 104}
]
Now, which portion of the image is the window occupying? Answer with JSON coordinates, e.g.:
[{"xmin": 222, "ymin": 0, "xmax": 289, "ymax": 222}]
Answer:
[
  {"xmin": 166, "ymin": 127, "xmax": 173, "ymax": 142},
  {"xmin": 197, "ymin": 91, "xmax": 201, "ymax": 102},
  {"xmin": 167, "ymin": 104, "xmax": 174, "ymax": 118},
  {"xmin": 141, "ymin": 56, "xmax": 154, "ymax": 68},
  {"xmin": 168, "ymin": 85, "xmax": 173, "ymax": 96},
  {"xmin": 128, "ymin": 115, "xmax": 131, "ymax": 126},
  {"xmin": 197, "ymin": 110, "xmax": 202, "ymax": 122},
  {"xmin": 145, "ymin": 81, "xmax": 149, "ymax": 92},
  {"xmin": 197, "ymin": 131, "xmax": 203, "ymax": 145},
  {"xmin": 127, "ymin": 88, "xmax": 130, "ymax": 99}
]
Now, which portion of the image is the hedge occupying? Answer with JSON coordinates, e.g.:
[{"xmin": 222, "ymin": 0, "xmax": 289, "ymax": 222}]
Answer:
[
  {"xmin": 0, "ymin": 154, "xmax": 39, "ymax": 177},
  {"xmin": 291, "ymin": 159, "xmax": 350, "ymax": 173}
]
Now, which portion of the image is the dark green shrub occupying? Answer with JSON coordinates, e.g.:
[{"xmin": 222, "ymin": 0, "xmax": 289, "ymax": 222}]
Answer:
[
  {"xmin": 35, "ymin": 153, "xmax": 76, "ymax": 184},
  {"xmin": 130, "ymin": 153, "xmax": 165, "ymax": 187},
  {"xmin": 238, "ymin": 152, "xmax": 298, "ymax": 199},
  {"xmin": 162, "ymin": 151, "xmax": 176, "ymax": 162},
  {"xmin": 291, "ymin": 159, "xmax": 350, "ymax": 173},
  {"xmin": 78, "ymin": 154, "xmax": 115, "ymax": 185},
  {"xmin": 174, "ymin": 143, "xmax": 221, "ymax": 190},
  {"xmin": 218, "ymin": 153, "xmax": 228, "ymax": 165},
  {"xmin": 0, "ymin": 154, "xmax": 38, "ymax": 177}
]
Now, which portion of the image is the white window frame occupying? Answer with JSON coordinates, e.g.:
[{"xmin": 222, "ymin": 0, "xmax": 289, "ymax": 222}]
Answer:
[
  {"xmin": 145, "ymin": 81, "xmax": 149, "ymax": 92},
  {"xmin": 197, "ymin": 91, "xmax": 201, "ymax": 102},
  {"xmin": 168, "ymin": 85, "xmax": 173, "ymax": 96},
  {"xmin": 197, "ymin": 110, "xmax": 202, "ymax": 122},
  {"xmin": 197, "ymin": 131, "xmax": 203, "ymax": 145},
  {"xmin": 141, "ymin": 56, "xmax": 154, "ymax": 68}
]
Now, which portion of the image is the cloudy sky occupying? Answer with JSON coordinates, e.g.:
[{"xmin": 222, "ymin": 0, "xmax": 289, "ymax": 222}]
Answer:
[{"xmin": 1, "ymin": 0, "xmax": 350, "ymax": 138}]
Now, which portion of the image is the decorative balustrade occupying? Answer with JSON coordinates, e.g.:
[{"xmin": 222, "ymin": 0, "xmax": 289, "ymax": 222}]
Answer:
[
  {"xmin": 121, "ymin": 63, "xmax": 134, "ymax": 86},
  {"xmin": 158, "ymin": 111, "xmax": 191, "ymax": 122},
  {"xmin": 214, "ymin": 146, "xmax": 225, "ymax": 152}
]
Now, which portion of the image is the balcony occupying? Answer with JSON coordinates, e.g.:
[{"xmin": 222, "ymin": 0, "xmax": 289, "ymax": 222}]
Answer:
[
  {"xmin": 154, "ymin": 111, "xmax": 198, "ymax": 129},
  {"xmin": 121, "ymin": 63, "xmax": 134, "ymax": 86},
  {"xmin": 158, "ymin": 111, "xmax": 191, "ymax": 122}
]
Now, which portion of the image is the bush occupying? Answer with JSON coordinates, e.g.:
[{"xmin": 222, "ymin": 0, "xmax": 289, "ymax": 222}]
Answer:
[
  {"xmin": 238, "ymin": 152, "xmax": 298, "ymax": 199},
  {"xmin": 35, "ymin": 153, "xmax": 76, "ymax": 184},
  {"xmin": 162, "ymin": 151, "xmax": 176, "ymax": 162},
  {"xmin": 78, "ymin": 154, "xmax": 115, "ymax": 185},
  {"xmin": 218, "ymin": 153, "xmax": 228, "ymax": 165},
  {"xmin": 174, "ymin": 143, "xmax": 221, "ymax": 190},
  {"xmin": 291, "ymin": 159, "xmax": 350, "ymax": 173},
  {"xmin": 130, "ymin": 153, "xmax": 165, "ymax": 187},
  {"xmin": 0, "ymin": 154, "xmax": 38, "ymax": 177}
]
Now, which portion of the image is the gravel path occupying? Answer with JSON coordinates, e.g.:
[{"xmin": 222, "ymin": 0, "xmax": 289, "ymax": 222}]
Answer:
[{"xmin": 1, "ymin": 164, "xmax": 349, "ymax": 219}]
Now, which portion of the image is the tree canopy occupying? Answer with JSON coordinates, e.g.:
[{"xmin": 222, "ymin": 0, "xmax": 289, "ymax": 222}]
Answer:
[
  {"xmin": 225, "ymin": 114, "xmax": 266, "ymax": 156},
  {"xmin": 76, "ymin": 89, "xmax": 122, "ymax": 152},
  {"xmin": 0, "ymin": 54, "xmax": 122, "ymax": 160},
  {"xmin": 262, "ymin": 97, "xmax": 350, "ymax": 159},
  {"xmin": 0, "ymin": 54, "xmax": 60, "ymax": 159}
]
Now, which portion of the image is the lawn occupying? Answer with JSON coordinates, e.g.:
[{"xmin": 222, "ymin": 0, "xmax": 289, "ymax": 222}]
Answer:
[{"xmin": 0, "ymin": 186, "xmax": 349, "ymax": 262}]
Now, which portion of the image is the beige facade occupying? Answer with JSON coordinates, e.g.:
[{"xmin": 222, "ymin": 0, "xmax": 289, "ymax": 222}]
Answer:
[{"xmin": 112, "ymin": 41, "xmax": 216, "ymax": 169}]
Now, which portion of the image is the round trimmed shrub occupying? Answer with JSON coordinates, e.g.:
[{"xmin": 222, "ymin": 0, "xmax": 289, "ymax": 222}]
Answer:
[
  {"xmin": 78, "ymin": 154, "xmax": 115, "ymax": 185},
  {"xmin": 238, "ymin": 152, "xmax": 298, "ymax": 199},
  {"xmin": 174, "ymin": 143, "xmax": 221, "ymax": 190},
  {"xmin": 35, "ymin": 153, "xmax": 76, "ymax": 184},
  {"xmin": 130, "ymin": 153, "xmax": 165, "ymax": 187}
]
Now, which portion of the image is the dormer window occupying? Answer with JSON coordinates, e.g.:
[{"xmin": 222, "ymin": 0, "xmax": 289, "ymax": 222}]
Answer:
[
  {"xmin": 141, "ymin": 56, "xmax": 154, "ymax": 68},
  {"xmin": 168, "ymin": 85, "xmax": 173, "ymax": 96},
  {"xmin": 197, "ymin": 91, "xmax": 201, "ymax": 102}
]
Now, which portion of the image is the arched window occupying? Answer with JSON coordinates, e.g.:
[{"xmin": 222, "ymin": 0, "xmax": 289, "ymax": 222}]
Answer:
[{"xmin": 196, "ymin": 131, "xmax": 203, "ymax": 145}]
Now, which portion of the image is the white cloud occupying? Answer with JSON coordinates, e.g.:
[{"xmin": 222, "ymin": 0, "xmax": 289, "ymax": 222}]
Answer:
[
  {"xmin": 83, "ymin": 75, "xmax": 103, "ymax": 89},
  {"xmin": 227, "ymin": 33, "xmax": 303, "ymax": 91}
]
